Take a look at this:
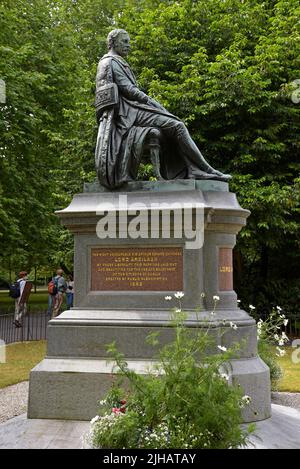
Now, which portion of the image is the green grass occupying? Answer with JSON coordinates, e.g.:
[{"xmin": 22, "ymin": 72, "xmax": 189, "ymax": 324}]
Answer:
[
  {"xmin": 0, "ymin": 341, "xmax": 47, "ymax": 388},
  {"xmin": 0, "ymin": 341, "xmax": 299, "ymax": 392},
  {"xmin": 0, "ymin": 290, "xmax": 66, "ymax": 313},
  {"xmin": 277, "ymin": 347, "xmax": 300, "ymax": 392}
]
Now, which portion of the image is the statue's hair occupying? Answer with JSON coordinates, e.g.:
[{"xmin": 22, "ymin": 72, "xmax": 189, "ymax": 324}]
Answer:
[{"xmin": 107, "ymin": 29, "xmax": 128, "ymax": 49}]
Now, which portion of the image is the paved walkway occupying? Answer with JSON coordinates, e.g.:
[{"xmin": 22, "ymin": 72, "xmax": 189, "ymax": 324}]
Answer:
[
  {"xmin": 0, "ymin": 404, "xmax": 299, "ymax": 449},
  {"xmin": 0, "ymin": 414, "xmax": 90, "ymax": 449}
]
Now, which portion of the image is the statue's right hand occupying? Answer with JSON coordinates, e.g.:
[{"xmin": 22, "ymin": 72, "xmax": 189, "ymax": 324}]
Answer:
[{"xmin": 147, "ymin": 97, "xmax": 166, "ymax": 111}]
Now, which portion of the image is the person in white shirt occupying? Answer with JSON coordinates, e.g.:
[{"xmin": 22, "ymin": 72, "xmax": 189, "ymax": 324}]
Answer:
[
  {"xmin": 66, "ymin": 274, "xmax": 74, "ymax": 310},
  {"xmin": 13, "ymin": 271, "xmax": 28, "ymax": 328}
]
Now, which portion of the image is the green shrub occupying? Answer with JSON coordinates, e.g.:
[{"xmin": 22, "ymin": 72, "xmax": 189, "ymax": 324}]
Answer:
[
  {"xmin": 88, "ymin": 296, "xmax": 255, "ymax": 449},
  {"xmin": 251, "ymin": 306, "xmax": 288, "ymax": 391}
]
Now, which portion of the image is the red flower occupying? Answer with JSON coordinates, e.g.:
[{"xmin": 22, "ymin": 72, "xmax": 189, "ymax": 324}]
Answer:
[
  {"xmin": 120, "ymin": 400, "xmax": 126, "ymax": 405},
  {"xmin": 112, "ymin": 407, "xmax": 121, "ymax": 414}
]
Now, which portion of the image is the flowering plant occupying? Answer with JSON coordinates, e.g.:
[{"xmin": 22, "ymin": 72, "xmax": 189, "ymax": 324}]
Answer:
[
  {"xmin": 87, "ymin": 293, "xmax": 255, "ymax": 449},
  {"xmin": 249, "ymin": 305, "xmax": 288, "ymax": 390}
]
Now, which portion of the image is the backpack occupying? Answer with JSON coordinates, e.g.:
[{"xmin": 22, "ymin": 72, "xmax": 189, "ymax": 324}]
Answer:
[
  {"xmin": 48, "ymin": 278, "xmax": 58, "ymax": 296},
  {"xmin": 9, "ymin": 281, "xmax": 21, "ymax": 299}
]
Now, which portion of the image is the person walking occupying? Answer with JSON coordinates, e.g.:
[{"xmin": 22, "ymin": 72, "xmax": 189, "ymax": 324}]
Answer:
[
  {"xmin": 66, "ymin": 274, "xmax": 74, "ymax": 310},
  {"xmin": 13, "ymin": 271, "xmax": 28, "ymax": 328},
  {"xmin": 52, "ymin": 269, "xmax": 67, "ymax": 317}
]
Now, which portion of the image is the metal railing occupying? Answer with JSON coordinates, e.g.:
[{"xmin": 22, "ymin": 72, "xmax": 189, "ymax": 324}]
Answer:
[{"xmin": 0, "ymin": 311, "xmax": 49, "ymax": 344}]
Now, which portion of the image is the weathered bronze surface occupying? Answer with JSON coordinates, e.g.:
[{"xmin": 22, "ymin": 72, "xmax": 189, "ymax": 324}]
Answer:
[
  {"xmin": 95, "ymin": 29, "xmax": 231, "ymax": 189},
  {"xmin": 91, "ymin": 246, "xmax": 183, "ymax": 291}
]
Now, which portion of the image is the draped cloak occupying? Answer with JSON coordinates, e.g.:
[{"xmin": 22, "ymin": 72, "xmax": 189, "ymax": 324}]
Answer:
[{"xmin": 95, "ymin": 54, "xmax": 187, "ymax": 189}]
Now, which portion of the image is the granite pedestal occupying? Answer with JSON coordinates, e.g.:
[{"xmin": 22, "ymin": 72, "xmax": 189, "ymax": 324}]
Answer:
[{"xmin": 28, "ymin": 180, "xmax": 271, "ymax": 422}]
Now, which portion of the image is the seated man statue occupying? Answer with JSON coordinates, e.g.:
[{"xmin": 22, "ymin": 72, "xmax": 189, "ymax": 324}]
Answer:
[{"xmin": 95, "ymin": 29, "xmax": 230, "ymax": 189}]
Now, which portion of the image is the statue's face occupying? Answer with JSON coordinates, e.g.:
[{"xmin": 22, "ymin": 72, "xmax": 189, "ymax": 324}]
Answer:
[{"xmin": 114, "ymin": 32, "xmax": 131, "ymax": 57}]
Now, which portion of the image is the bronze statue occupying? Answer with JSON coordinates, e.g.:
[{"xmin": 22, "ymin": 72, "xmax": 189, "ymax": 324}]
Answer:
[{"xmin": 95, "ymin": 29, "xmax": 231, "ymax": 189}]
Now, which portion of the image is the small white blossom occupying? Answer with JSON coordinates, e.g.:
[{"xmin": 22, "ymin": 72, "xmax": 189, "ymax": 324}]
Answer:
[
  {"xmin": 213, "ymin": 295, "xmax": 220, "ymax": 301},
  {"xmin": 200, "ymin": 292, "xmax": 206, "ymax": 298},
  {"xmin": 283, "ymin": 319, "xmax": 288, "ymax": 326},
  {"xmin": 174, "ymin": 291, "xmax": 184, "ymax": 299},
  {"xmin": 217, "ymin": 345, "xmax": 227, "ymax": 352},
  {"xmin": 276, "ymin": 347, "xmax": 286, "ymax": 357},
  {"xmin": 280, "ymin": 314, "xmax": 286, "ymax": 319},
  {"xmin": 274, "ymin": 334, "xmax": 279, "ymax": 341},
  {"xmin": 276, "ymin": 306, "xmax": 282, "ymax": 312},
  {"xmin": 281, "ymin": 331, "xmax": 289, "ymax": 341},
  {"xmin": 165, "ymin": 296, "xmax": 172, "ymax": 301},
  {"xmin": 220, "ymin": 373, "xmax": 229, "ymax": 381},
  {"xmin": 278, "ymin": 339, "xmax": 284, "ymax": 346},
  {"xmin": 229, "ymin": 321, "xmax": 238, "ymax": 330},
  {"xmin": 237, "ymin": 299, "xmax": 241, "ymax": 303},
  {"xmin": 90, "ymin": 415, "xmax": 100, "ymax": 424},
  {"xmin": 240, "ymin": 394, "xmax": 252, "ymax": 407},
  {"xmin": 176, "ymin": 308, "xmax": 182, "ymax": 313},
  {"xmin": 249, "ymin": 304, "xmax": 255, "ymax": 310}
]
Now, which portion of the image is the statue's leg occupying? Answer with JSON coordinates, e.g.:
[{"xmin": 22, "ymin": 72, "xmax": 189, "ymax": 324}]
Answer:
[
  {"xmin": 148, "ymin": 128, "xmax": 163, "ymax": 180},
  {"xmin": 135, "ymin": 111, "xmax": 230, "ymax": 180},
  {"xmin": 171, "ymin": 121, "xmax": 231, "ymax": 179}
]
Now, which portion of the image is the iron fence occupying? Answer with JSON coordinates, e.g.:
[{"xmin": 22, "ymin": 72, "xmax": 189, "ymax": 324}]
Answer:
[{"xmin": 0, "ymin": 311, "xmax": 49, "ymax": 344}]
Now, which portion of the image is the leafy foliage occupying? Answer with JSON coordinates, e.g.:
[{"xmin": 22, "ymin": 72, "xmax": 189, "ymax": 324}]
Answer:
[
  {"xmin": 89, "ymin": 310, "xmax": 254, "ymax": 449},
  {"xmin": 0, "ymin": 0, "xmax": 299, "ymax": 315}
]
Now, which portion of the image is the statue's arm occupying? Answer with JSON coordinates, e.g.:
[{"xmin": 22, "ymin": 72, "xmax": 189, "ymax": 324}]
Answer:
[
  {"xmin": 112, "ymin": 61, "xmax": 148, "ymax": 103},
  {"xmin": 112, "ymin": 61, "xmax": 166, "ymax": 111}
]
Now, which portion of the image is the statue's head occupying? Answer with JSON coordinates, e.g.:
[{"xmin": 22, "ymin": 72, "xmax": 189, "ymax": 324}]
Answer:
[{"xmin": 107, "ymin": 29, "xmax": 130, "ymax": 57}]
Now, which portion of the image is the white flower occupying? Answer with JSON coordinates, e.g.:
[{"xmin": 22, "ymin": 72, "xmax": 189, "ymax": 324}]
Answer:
[
  {"xmin": 165, "ymin": 296, "xmax": 172, "ymax": 301},
  {"xmin": 217, "ymin": 345, "xmax": 227, "ymax": 352},
  {"xmin": 276, "ymin": 306, "xmax": 282, "ymax": 312},
  {"xmin": 220, "ymin": 373, "xmax": 229, "ymax": 381},
  {"xmin": 249, "ymin": 304, "xmax": 255, "ymax": 310},
  {"xmin": 274, "ymin": 334, "xmax": 279, "ymax": 341},
  {"xmin": 99, "ymin": 399, "xmax": 106, "ymax": 405},
  {"xmin": 241, "ymin": 395, "xmax": 252, "ymax": 405},
  {"xmin": 174, "ymin": 291, "xmax": 184, "ymax": 299},
  {"xmin": 283, "ymin": 319, "xmax": 288, "ymax": 326},
  {"xmin": 278, "ymin": 339, "xmax": 284, "ymax": 346},
  {"xmin": 213, "ymin": 295, "xmax": 220, "ymax": 301},
  {"xmin": 276, "ymin": 347, "xmax": 286, "ymax": 357},
  {"xmin": 90, "ymin": 415, "xmax": 100, "ymax": 424},
  {"xmin": 280, "ymin": 314, "xmax": 286, "ymax": 319},
  {"xmin": 176, "ymin": 308, "xmax": 182, "ymax": 313},
  {"xmin": 200, "ymin": 292, "xmax": 206, "ymax": 298},
  {"xmin": 281, "ymin": 331, "xmax": 289, "ymax": 341},
  {"xmin": 237, "ymin": 299, "xmax": 241, "ymax": 303},
  {"xmin": 229, "ymin": 321, "xmax": 238, "ymax": 330}
]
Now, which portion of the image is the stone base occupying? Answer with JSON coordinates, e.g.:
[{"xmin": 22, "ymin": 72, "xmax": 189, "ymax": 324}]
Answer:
[
  {"xmin": 28, "ymin": 183, "xmax": 271, "ymax": 423},
  {"xmin": 28, "ymin": 310, "xmax": 271, "ymax": 423},
  {"xmin": 28, "ymin": 357, "xmax": 270, "ymax": 423}
]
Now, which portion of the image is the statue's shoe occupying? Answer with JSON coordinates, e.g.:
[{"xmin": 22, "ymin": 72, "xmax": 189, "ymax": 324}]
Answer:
[
  {"xmin": 187, "ymin": 171, "xmax": 231, "ymax": 182},
  {"xmin": 209, "ymin": 169, "xmax": 232, "ymax": 180}
]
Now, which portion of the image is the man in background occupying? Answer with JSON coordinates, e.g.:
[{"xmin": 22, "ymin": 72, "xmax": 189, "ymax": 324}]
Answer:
[
  {"xmin": 13, "ymin": 271, "xmax": 28, "ymax": 328},
  {"xmin": 52, "ymin": 269, "xmax": 67, "ymax": 317}
]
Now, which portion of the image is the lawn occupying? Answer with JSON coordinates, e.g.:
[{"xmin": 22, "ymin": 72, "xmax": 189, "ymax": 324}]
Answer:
[
  {"xmin": 277, "ymin": 347, "xmax": 300, "ymax": 393},
  {"xmin": 0, "ymin": 341, "xmax": 299, "ymax": 392},
  {"xmin": 0, "ymin": 341, "xmax": 47, "ymax": 388},
  {"xmin": 0, "ymin": 290, "xmax": 66, "ymax": 313}
]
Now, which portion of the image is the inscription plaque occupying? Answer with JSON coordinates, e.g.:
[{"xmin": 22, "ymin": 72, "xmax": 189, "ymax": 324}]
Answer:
[
  {"xmin": 91, "ymin": 247, "xmax": 183, "ymax": 291},
  {"xmin": 218, "ymin": 247, "xmax": 233, "ymax": 291}
]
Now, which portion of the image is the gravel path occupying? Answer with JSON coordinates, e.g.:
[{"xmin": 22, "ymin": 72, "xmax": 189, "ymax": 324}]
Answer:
[
  {"xmin": 0, "ymin": 382, "xmax": 300, "ymax": 425},
  {"xmin": 0, "ymin": 382, "xmax": 29, "ymax": 423},
  {"xmin": 271, "ymin": 392, "xmax": 300, "ymax": 412}
]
